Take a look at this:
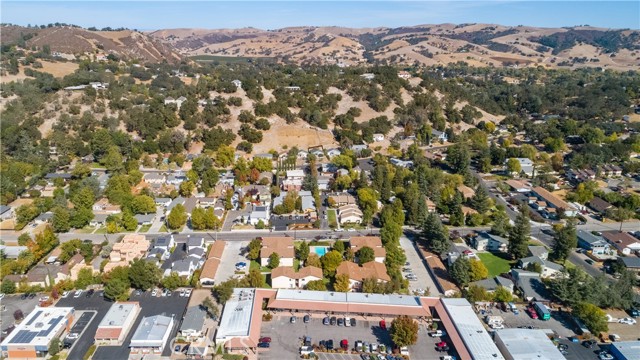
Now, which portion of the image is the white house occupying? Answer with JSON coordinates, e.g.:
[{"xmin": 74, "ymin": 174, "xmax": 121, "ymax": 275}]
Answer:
[
  {"xmin": 153, "ymin": 236, "xmax": 175, "ymax": 252},
  {"xmin": 155, "ymin": 198, "xmax": 172, "ymax": 207},
  {"xmin": 338, "ymin": 204, "xmax": 363, "ymax": 224},
  {"xmin": 507, "ymin": 158, "xmax": 535, "ymax": 177},
  {"xmin": 271, "ymin": 266, "xmax": 323, "ymax": 289},
  {"xmin": 186, "ymin": 237, "xmax": 205, "ymax": 252},
  {"xmin": 179, "ymin": 306, "xmax": 206, "ymax": 341},
  {"xmin": 472, "ymin": 232, "xmax": 509, "ymax": 252},
  {"xmin": 231, "ymin": 79, "xmax": 242, "ymax": 88},
  {"xmin": 144, "ymin": 173, "xmax": 166, "ymax": 185},
  {"xmin": 431, "ymin": 129, "xmax": 448, "ymax": 142},
  {"xmin": 248, "ymin": 205, "xmax": 270, "ymax": 226},
  {"xmin": 372, "ymin": 134, "xmax": 385, "ymax": 142}
]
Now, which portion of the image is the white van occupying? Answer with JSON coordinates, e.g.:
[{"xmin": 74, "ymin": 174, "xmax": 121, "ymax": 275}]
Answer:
[{"xmin": 300, "ymin": 346, "xmax": 314, "ymax": 355}]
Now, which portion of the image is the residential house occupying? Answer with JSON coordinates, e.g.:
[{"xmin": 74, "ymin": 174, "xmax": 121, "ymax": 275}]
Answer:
[
  {"xmin": 92, "ymin": 198, "xmax": 121, "ymax": 214},
  {"xmin": 198, "ymin": 197, "xmax": 217, "ymax": 208},
  {"xmin": 282, "ymin": 170, "xmax": 305, "ymax": 191},
  {"xmin": 425, "ymin": 198, "xmax": 436, "ymax": 213},
  {"xmin": 329, "ymin": 193, "xmax": 357, "ymax": 207},
  {"xmin": 317, "ymin": 176, "xmax": 331, "ymax": 191},
  {"xmin": 335, "ymin": 261, "xmax": 390, "ymax": 291},
  {"xmin": 505, "ymin": 179, "xmax": 530, "ymax": 193},
  {"xmin": 186, "ymin": 237, "xmax": 205, "ymax": 252},
  {"xmin": 164, "ymin": 96, "xmax": 186, "ymax": 108},
  {"xmin": 284, "ymin": 86, "xmax": 301, "ymax": 91},
  {"xmin": 510, "ymin": 269, "xmax": 550, "ymax": 302},
  {"xmin": 167, "ymin": 197, "xmax": 185, "ymax": 214},
  {"xmin": 297, "ymin": 150, "xmax": 308, "ymax": 159},
  {"xmin": 166, "ymin": 172, "xmax": 186, "ymax": 186},
  {"xmin": 531, "ymin": 186, "xmax": 577, "ymax": 217},
  {"xmin": 248, "ymin": 205, "xmax": 270, "ymax": 226},
  {"xmin": 153, "ymin": 236, "xmax": 175, "ymax": 253},
  {"xmin": 260, "ymin": 237, "xmax": 295, "ymax": 267},
  {"xmin": 155, "ymin": 198, "xmax": 172, "ymax": 207},
  {"xmin": 179, "ymin": 306, "xmax": 206, "ymax": 341},
  {"xmin": 199, "ymin": 241, "xmax": 225, "ymax": 287},
  {"xmin": 219, "ymin": 171, "xmax": 235, "ymax": 186},
  {"xmin": 469, "ymin": 276, "xmax": 514, "ymax": 294},
  {"xmin": 588, "ymin": 197, "xmax": 614, "ymax": 215},
  {"xmin": 271, "ymin": 266, "xmax": 323, "ymax": 289},
  {"xmin": 34, "ymin": 212, "xmax": 53, "ymax": 225},
  {"xmin": 231, "ymin": 79, "xmax": 242, "ymax": 88},
  {"xmin": 472, "ymin": 232, "xmax": 508, "ymax": 252},
  {"xmin": 183, "ymin": 198, "xmax": 198, "ymax": 217},
  {"xmin": 134, "ymin": 214, "xmax": 155, "ymax": 226},
  {"xmin": 360, "ymin": 73, "xmax": 375, "ymax": 80},
  {"xmin": 567, "ymin": 169, "xmax": 596, "ymax": 184},
  {"xmin": 617, "ymin": 257, "xmax": 640, "ymax": 273},
  {"xmin": 147, "ymin": 248, "xmax": 169, "ymax": 262},
  {"xmin": 398, "ymin": 71, "xmax": 411, "ymax": 79},
  {"xmin": 349, "ymin": 236, "xmax": 386, "ymax": 263},
  {"xmin": 239, "ymin": 185, "xmax": 271, "ymax": 206},
  {"xmin": 90, "ymin": 213, "xmax": 109, "ymax": 227},
  {"xmin": 527, "ymin": 246, "xmax": 548, "ymax": 260},
  {"xmin": 144, "ymin": 173, "xmax": 166, "ymax": 185},
  {"xmin": 25, "ymin": 264, "xmax": 56, "ymax": 287},
  {"xmin": 351, "ymin": 144, "xmax": 368, "ymax": 154},
  {"xmin": 338, "ymin": 204, "xmax": 363, "ymax": 224},
  {"xmin": 44, "ymin": 173, "xmax": 72, "ymax": 185},
  {"xmin": 577, "ymin": 230, "xmax": 611, "ymax": 255},
  {"xmin": 600, "ymin": 164, "xmax": 623, "ymax": 178},
  {"xmin": 431, "ymin": 129, "xmax": 448, "ymax": 143},
  {"xmin": 372, "ymin": 134, "xmax": 385, "ymax": 142},
  {"xmin": 506, "ymin": 158, "xmax": 534, "ymax": 177},
  {"xmin": 104, "ymin": 235, "xmax": 150, "ymax": 272},
  {"xmin": 96, "ymin": 173, "xmax": 110, "ymax": 190},
  {"xmin": 457, "ymin": 185, "xmax": 476, "ymax": 200},
  {"xmin": 170, "ymin": 258, "xmax": 200, "ymax": 278},
  {"xmin": 602, "ymin": 231, "xmax": 640, "ymax": 256},
  {"xmin": 518, "ymin": 256, "xmax": 563, "ymax": 278},
  {"xmin": 390, "ymin": 158, "xmax": 413, "ymax": 169}
]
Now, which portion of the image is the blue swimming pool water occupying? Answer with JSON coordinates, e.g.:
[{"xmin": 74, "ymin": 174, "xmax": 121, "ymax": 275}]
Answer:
[{"xmin": 311, "ymin": 246, "xmax": 328, "ymax": 257}]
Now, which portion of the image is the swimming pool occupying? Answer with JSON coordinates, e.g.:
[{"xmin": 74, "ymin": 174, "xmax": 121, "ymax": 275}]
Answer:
[{"xmin": 311, "ymin": 246, "xmax": 329, "ymax": 257}]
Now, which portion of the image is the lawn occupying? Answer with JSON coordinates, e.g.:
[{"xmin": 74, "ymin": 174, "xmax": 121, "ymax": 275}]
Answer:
[
  {"xmin": 327, "ymin": 209, "xmax": 338, "ymax": 228},
  {"xmin": 94, "ymin": 226, "xmax": 107, "ymax": 234},
  {"xmin": 76, "ymin": 226, "xmax": 97, "ymax": 234},
  {"xmin": 250, "ymin": 260, "xmax": 272, "ymax": 273},
  {"xmin": 139, "ymin": 224, "xmax": 152, "ymax": 233},
  {"xmin": 477, "ymin": 252, "xmax": 513, "ymax": 277}
]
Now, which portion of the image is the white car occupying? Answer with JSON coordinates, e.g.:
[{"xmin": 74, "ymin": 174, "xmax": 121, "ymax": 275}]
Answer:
[
  {"xmin": 429, "ymin": 330, "xmax": 445, "ymax": 337},
  {"xmin": 151, "ymin": 289, "xmax": 158, "ymax": 297},
  {"xmin": 0, "ymin": 293, "xmax": 4, "ymax": 300},
  {"xmin": 619, "ymin": 317, "xmax": 637, "ymax": 325},
  {"xmin": 345, "ymin": 317, "xmax": 351, "ymax": 327},
  {"xmin": 599, "ymin": 352, "xmax": 614, "ymax": 360},
  {"xmin": 179, "ymin": 289, "xmax": 186, "ymax": 297},
  {"xmin": 61, "ymin": 291, "xmax": 69, "ymax": 298},
  {"xmin": 184, "ymin": 289, "xmax": 192, "ymax": 297},
  {"xmin": 73, "ymin": 290, "xmax": 83, "ymax": 298}
]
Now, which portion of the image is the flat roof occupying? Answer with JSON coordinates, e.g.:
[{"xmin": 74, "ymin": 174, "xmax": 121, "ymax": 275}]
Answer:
[
  {"xmin": 98, "ymin": 302, "xmax": 140, "ymax": 328},
  {"xmin": 130, "ymin": 315, "xmax": 174, "ymax": 345},
  {"xmin": 1, "ymin": 307, "xmax": 73, "ymax": 348},
  {"xmin": 611, "ymin": 341, "xmax": 640, "ymax": 360},
  {"xmin": 441, "ymin": 298, "xmax": 505, "ymax": 360},
  {"xmin": 495, "ymin": 329, "xmax": 565, "ymax": 360},
  {"xmin": 216, "ymin": 289, "xmax": 256, "ymax": 340}
]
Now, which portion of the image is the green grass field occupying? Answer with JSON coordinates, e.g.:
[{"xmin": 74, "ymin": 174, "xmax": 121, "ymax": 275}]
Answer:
[
  {"xmin": 139, "ymin": 224, "xmax": 152, "ymax": 233},
  {"xmin": 477, "ymin": 252, "xmax": 513, "ymax": 277},
  {"xmin": 327, "ymin": 209, "xmax": 338, "ymax": 228}
]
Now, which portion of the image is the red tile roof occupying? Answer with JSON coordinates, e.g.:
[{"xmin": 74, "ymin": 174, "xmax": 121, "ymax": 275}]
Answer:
[
  {"xmin": 95, "ymin": 328, "xmax": 122, "ymax": 340},
  {"xmin": 208, "ymin": 241, "xmax": 225, "ymax": 259}
]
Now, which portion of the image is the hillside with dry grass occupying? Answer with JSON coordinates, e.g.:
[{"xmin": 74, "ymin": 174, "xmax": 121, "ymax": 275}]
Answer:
[
  {"xmin": 149, "ymin": 23, "xmax": 640, "ymax": 70},
  {"xmin": 1, "ymin": 25, "xmax": 182, "ymax": 63}
]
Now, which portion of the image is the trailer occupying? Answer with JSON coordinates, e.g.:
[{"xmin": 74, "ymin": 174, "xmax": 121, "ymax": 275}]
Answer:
[{"xmin": 534, "ymin": 302, "xmax": 551, "ymax": 320}]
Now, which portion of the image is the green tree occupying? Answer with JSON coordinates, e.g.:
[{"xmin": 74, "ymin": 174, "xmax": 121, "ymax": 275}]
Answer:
[
  {"xmin": 471, "ymin": 185, "xmax": 491, "ymax": 214},
  {"xmin": 450, "ymin": 257, "xmax": 471, "ymax": 286},
  {"xmin": 72, "ymin": 187, "xmax": 95, "ymax": 210},
  {"xmin": 74, "ymin": 268, "xmax": 95, "ymax": 289},
  {"xmin": 469, "ymin": 259, "xmax": 489, "ymax": 281},
  {"xmin": 103, "ymin": 278, "xmax": 131, "ymax": 301},
  {"xmin": 306, "ymin": 253, "xmax": 322, "ymax": 268},
  {"xmin": 297, "ymin": 241, "xmax": 310, "ymax": 261},
  {"xmin": 321, "ymin": 250, "xmax": 343, "ymax": 276},
  {"xmin": 204, "ymin": 208, "xmax": 221, "ymax": 230},
  {"xmin": 247, "ymin": 238, "xmax": 262, "ymax": 260},
  {"xmin": 333, "ymin": 240, "xmax": 345, "ymax": 254},
  {"xmin": 508, "ymin": 205, "xmax": 531, "ymax": 260},
  {"xmin": 131, "ymin": 195, "xmax": 155, "ymax": 214},
  {"xmin": 268, "ymin": 252, "xmax": 280, "ymax": 269},
  {"xmin": 421, "ymin": 212, "xmax": 450, "ymax": 254},
  {"xmin": 121, "ymin": 210, "xmax": 138, "ymax": 231},
  {"xmin": 166, "ymin": 204, "xmax": 187, "ymax": 230},
  {"xmin": 212, "ymin": 278, "xmax": 243, "ymax": 304},
  {"xmin": 333, "ymin": 273, "xmax": 351, "ymax": 292},
  {"xmin": 357, "ymin": 188, "xmax": 379, "ymax": 224},
  {"xmin": 356, "ymin": 246, "xmax": 375, "ymax": 264},
  {"xmin": 129, "ymin": 258, "xmax": 161, "ymax": 290},
  {"xmin": 179, "ymin": 181, "xmax": 195, "ymax": 197},
  {"xmin": 491, "ymin": 207, "xmax": 511, "ymax": 237},
  {"xmin": 1, "ymin": 280, "xmax": 16, "ymax": 294},
  {"xmin": 190, "ymin": 207, "xmax": 207, "ymax": 230},
  {"xmin": 245, "ymin": 268, "xmax": 265, "ymax": 287},
  {"xmin": 465, "ymin": 285, "xmax": 490, "ymax": 302},
  {"xmin": 201, "ymin": 296, "xmax": 219, "ymax": 319},
  {"xmin": 52, "ymin": 206, "xmax": 71, "ymax": 233},
  {"xmin": 447, "ymin": 143, "xmax": 471, "ymax": 175},
  {"xmin": 573, "ymin": 302, "xmax": 608, "ymax": 334},
  {"xmin": 161, "ymin": 272, "xmax": 184, "ymax": 290},
  {"xmin": 305, "ymin": 279, "xmax": 327, "ymax": 291},
  {"xmin": 390, "ymin": 315, "xmax": 419, "ymax": 347},
  {"xmin": 101, "ymin": 146, "xmax": 124, "ymax": 172},
  {"xmin": 551, "ymin": 220, "xmax": 577, "ymax": 263},
  {"xmin": 493, "ymin": 286, "xmax": 513, "ymax": 303},
  {"xmin": 506, "ymin": 158, "xmax": 522, "ymax": 175},
  {"xmin": 48, "ymin": 337, "xmax": 61, "ymax": 356}
]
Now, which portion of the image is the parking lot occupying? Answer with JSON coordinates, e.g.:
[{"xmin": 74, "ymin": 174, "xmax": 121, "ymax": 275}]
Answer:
[
  {"xmin": 480, "ymin": 305, "xmax": 575, "ymax": 337},
  {"xmin": 0, "ymin": 293, "xmax": 41, "ymax": 334},
  {"xmin": 259, "ymin": 314, "xmax": 448, "ymax": 360},
  {"xmin": 399, "ymin": 234, "xmax": 441, "ymax": 296},
  {"xmin": 91, "ymin": 289, "xmax": 189, "ymax": 360},
  {"xmin": 64, "ymin": 311, "xmax": 96, "ymax": 348},
  {"xmin": 215, "ymin": 240, "xmax": 246, "ymax": 283},
  {"xmin": 556, "ymin": 338, "xmax": 601, "ymax": 360},
  {"xmin": 56, "ymin": 290, "xmax": 114, "ymax": 360}
]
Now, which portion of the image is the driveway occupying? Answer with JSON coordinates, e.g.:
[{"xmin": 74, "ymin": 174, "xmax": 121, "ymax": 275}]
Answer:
[
  {"xmin": 399, "ymin": 234, "xmax": 442, "ymax": 296},
  {"xmin": 214, "ymin": 241, "xmax": 247, "ymax": 283},
  {"xmin": 147, "ymin": 206, "xmax": 166, "ymax": 233},
  {"xmin": 223, "ymin": 207, "xmax": 251, "ymax": 231}
]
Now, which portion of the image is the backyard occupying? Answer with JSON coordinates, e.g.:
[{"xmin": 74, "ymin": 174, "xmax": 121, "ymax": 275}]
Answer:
[
  {"xmin": 327, "ymin": 209, "xmax": 338, "ymax": 228},
  {"xmin": 477, "ymin": 252, "xmax": 512, "ymax": 277}
]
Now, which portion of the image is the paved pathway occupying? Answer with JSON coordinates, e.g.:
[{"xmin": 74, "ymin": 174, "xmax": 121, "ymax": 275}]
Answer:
[{"xmin": 400, "ymin": 234, "xmax": 442, "ymax": 296}]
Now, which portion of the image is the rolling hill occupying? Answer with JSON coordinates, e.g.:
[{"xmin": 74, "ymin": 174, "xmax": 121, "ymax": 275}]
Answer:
[{"xmin": 148, "ymin": 24, "xmax": 640, "ymax": 70}]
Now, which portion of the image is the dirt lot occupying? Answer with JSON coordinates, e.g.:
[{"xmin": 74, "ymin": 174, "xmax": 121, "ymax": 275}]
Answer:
[{"xmin": 604, "ymin": 309, "xmax": 640, "ymax": 341}]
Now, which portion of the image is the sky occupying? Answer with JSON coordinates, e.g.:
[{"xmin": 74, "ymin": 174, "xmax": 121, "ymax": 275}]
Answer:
[{"xmin": 1, "ymin": 1, "xmax": 639, "ymax": 30}]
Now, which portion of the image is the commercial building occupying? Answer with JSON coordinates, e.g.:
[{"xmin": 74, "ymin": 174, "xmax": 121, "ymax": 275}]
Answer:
[
  {"xmin": 609, "ymin": 341, "xmax": 640, "ymax": 360},
  {"xmin": 129, "ymin": 315, "xmax": 174, "ymax": 355},
  {"xmin": 494, "ymin": 328, "xmax": 565, "ymax": 360},
  {"xmin": 95, "ymin": 302, "xmax": 141, "ymax": 345},
  {"xmin": 1, "ymin": 307, "xmax": 74, "ymax": 359}
]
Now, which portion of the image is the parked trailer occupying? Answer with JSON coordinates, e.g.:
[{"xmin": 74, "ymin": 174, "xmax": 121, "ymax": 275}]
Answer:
[{"xmin": 534, "ymin": 302, "xmax": 551, "ymax": 320}]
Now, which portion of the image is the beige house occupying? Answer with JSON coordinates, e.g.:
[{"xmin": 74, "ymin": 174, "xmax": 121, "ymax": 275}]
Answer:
[
  {"xmin": 92, "ymin": 198, "xmax": 122, "ymax": 214},
  {"xmin": 260, "ymin": 237, "xmax": 295, "ymax": 267},
  {"xmin": 336, "ymin": 261, "xmax": 390, "ymax": 291},
  {"xmin": 349, "ymin": 236, "xmax": 386, "ymax": 263},
  {"xmin": 104, "ymin": 234, "xmax": 150, "ymax": 272},
  {"xmin": 271, "ymin": 266, "xmax": 323, "ymax": 289},
  {"xmin": 338, "ymin": 204, "xmax": 363, "ymax": 224},
  {"xmin": 457, "ymin": 185, "xmax": 476, "ymax": 200}
]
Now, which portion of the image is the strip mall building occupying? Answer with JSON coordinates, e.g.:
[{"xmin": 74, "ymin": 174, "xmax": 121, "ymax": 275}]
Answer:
[{"xmin": 215, "ymin": 288, "xmax": 504, "ymax": 360}]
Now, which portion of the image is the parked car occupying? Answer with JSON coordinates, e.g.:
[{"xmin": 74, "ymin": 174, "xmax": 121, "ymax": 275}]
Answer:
[
  {"xmin": 341, "ymin": 339, "xmax": 349, "ymax": 350},
  {"xmin": 350, "ymin": 318, "xmax": 356, "ymax": 327},
  {"xmin": 179, "ymin": 289, "xmax": 186, "ymax": 297},
  {"xmin": 85, "ymin": 289, "xmax": 94, "ymax": 297},
  {"xmin": 436, "ymin": 341, "xmax": 449, "ymax": 352},
  {"xmin": 345, "ymin": 317, "xmax": 351, "ymax": 327},
  {"xmin": 151, "ymin": 289, "xmax": 158, "ymax": 297},
  {"xmin": 429, "ymin": 330, "xmax": 445, "ymax": 337},
  {"xmin": 184, "ymin": 289, "xmax": 192, "ymax": 297},
  {"xmin": 323, "ymin": 317, "xmax": 330, "ymax": 325},
  {"xmin": 174, "ymin": 345, "xmax": 181, "ymax": 352},
  {"xmin": 379, "ymin": 320, "xmax": 387, "ymax": 329},
  {"xmin": 73, "ymin": 290, "xmax": 83, "ymax": 298},
  {"xmin": 629, "ymin": 308, "xmax": 640, "ymax": 317},
  {"xmin": 325, "ymin": 339, "xmax": 334, "ymax": 350},
  {"xmin": 337, "ymin": 318, "xmax": 344, "ymax": 326},
  {"xmin": 290, "ymin": 316, "xmax": 296, "ymax": 323},
  {"xmin": 330, "ymin": 316, "xmax": 336, "ymax": 325},
  {"xmin": 257, "ymin": 342, "xmax": 270, "ymax": 348},
  {"xmin": 259, "ymin": 337, "xmax": 272, "ymax": 343},
  {"xmin": 619, "ymin": 317, "xmax": 637, "ymax": 325},
  {"xmin": 598, "ymin": 351, "xmax": 614, "ymax": 360},
  {"xmin": 610, "ymin": 334, "xmax": 621, "ymax": 342},
  {"xmin": 582, "ymin": 340, "xmax": 597, "ymax": 348}
]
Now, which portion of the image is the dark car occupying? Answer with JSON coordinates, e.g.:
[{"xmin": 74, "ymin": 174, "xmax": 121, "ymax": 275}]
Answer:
[
  {"xmin": 303, "ymin": 314, "xmax": 310, "ymax": 323},
  {"xmin": 86, "ymin": 289, "xmax": 95, "ymax": 297},
  {"xmin": 337, "ymin": 318, "xmax": 344, "ymax": 326},
  {"xmin": 629, "ymin": 308, "xmax": 640, "ymax": 317},
  {"xmin": 323, "ymin": 317, "xmax": 330, "ymax": 325},
  {"xmin": 330, "ymin": 316, "xmax": 337, "ymax": 325},
  {"xmin": 326, "ymin": 339, "xmax": 334, "ymax": 350},
  {"xmin": 582, "ymin": 340, "xmax": 597, "ymax": 348},
  {"xmin": 259, "ymin": 337, "xmax": 272, "ymax": 343},
  {"xmin": 350, "ymin": 318, "xmax": 356, "ymax": 327},
  {"xmin": 319, "ymin": 340, "xmax": 326, "ymax": 349},
  {"xmin": 257, "ymin": 342, "xmax": 270, "ymax": 348},
  {"xmin": 174, "ymin": 345, "xmax": 181, "ymax": 352}
]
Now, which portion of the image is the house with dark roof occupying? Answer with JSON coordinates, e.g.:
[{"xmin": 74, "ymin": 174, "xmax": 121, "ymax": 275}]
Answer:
[
  {"xmin": 179, "ymin": 306, "xmax": 207, "ymax": 340},
  {"xmin": 0, "ymin": 205, "xmax": 14, "ymax": 220},
  {"xmin": 588, "ymin": 197, "xmax": 614, "ymax": 214},
  {"xmin": 617, "ymin": 257, "xmax": 640, "ymax": 273},
  {"xmin": 577, "ymin": 230, "xmax": 611, "ymax": 255},
  {"xmin": 472, "ymin": 232, "xmax": 508, "ymax": 252},
  {"xmin": 511, "ymin": 269, "xmax": 550, "ymax": 302},
  {"xmin": 469, "ymin": 276, "xmax": 514, "ymax": 294}
]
